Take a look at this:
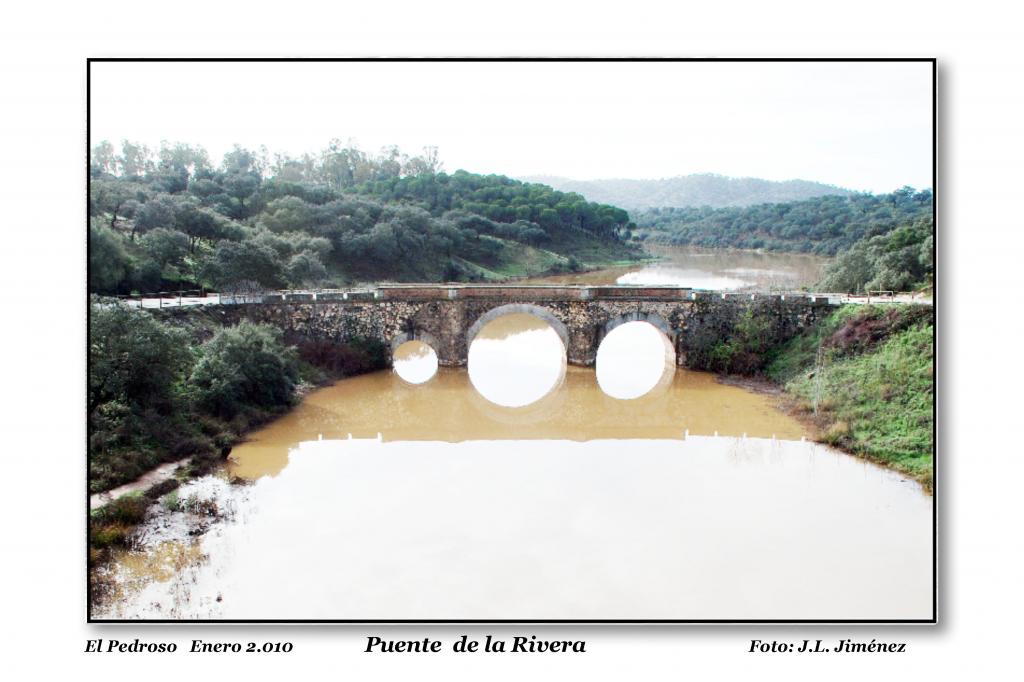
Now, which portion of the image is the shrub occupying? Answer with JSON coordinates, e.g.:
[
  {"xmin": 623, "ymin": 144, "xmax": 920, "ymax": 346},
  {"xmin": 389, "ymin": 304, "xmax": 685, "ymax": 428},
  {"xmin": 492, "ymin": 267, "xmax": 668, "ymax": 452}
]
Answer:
[
  {"xmin": 91, "ymin": 523, "xmax": 132, "ymax": 548},
  {"xmin": 89, "ymin": 222, "xmax": 132, "ymax": 294},
  {"xmin": 94, "ymin": 493, "xmax": 149, "ymax": 526},
  {"xmin": 145, "ymin": 479, "xmax": 180, "ymax": 501},
  {"xmin": 688, "ymin": 303, "xmax": 779, "ymax": 374},
  {"xmin": 295, "ymin": 337, "xmax": 389, "ymax": 377},
  {"xmin": 188, "ymin": 321, "xmax": 299, "ymax": 418},
  {"xmin": 160, "ymin": 491, "xmax": 180, "ymax": 512},
  {"xmin": 89, "ymin": 303, "xmax": 192, "ymax": 416}
]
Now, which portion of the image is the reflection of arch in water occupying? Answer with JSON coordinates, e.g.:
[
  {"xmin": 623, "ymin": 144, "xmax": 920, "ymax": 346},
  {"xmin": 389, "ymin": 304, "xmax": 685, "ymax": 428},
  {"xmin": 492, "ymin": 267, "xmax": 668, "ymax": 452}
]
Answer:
[
  {"xmin": 466, "ymin": 304, "xmax": 569, "ymax": 353},
  {"xmin": 465, "ymin": 360, "xmax": 568, "ymax": 420},
  {"xmin": 466, "ymin": 306, "xmax": 568, "ymax": 408},
  {"xmin": 391, "ymin": 333, "xmax": 440, "ymax": 385},
  {"xmin": 595, "ymin": 316, "xmax": 677, "ymax": 400}
]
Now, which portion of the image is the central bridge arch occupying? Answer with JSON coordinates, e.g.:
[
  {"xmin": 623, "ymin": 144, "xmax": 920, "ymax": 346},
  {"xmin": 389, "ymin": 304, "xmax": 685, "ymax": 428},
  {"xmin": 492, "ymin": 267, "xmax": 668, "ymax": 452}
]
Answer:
[
  {"xmin": 465, "ymin": 303, "xmax": 570, "ymax": 351},
  {"xmin": 599, "ymin": 311, "xmax": 678, "ymax": 365},
  {"xmin": 600, "ymin": 311, "xmax": 675, "ymax": 344}
]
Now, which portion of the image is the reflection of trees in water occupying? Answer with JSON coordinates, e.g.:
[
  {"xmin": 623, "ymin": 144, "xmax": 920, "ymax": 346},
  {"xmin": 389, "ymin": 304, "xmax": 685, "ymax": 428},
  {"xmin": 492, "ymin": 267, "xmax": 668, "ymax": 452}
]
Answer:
[
  {"xmin": 393, "ymin": 341, "xmax": 433, "ymax": 361},
  {"xmin": 472, "ymin": 313, "xmax": 555, "ymax": 341}
]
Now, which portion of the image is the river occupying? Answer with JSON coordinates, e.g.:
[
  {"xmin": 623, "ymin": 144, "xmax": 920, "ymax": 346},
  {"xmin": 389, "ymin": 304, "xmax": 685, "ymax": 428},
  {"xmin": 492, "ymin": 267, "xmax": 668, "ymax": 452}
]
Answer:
[
  {"xmin": 93, "ymin": 305, "xmax": 932, "ymax": 620},
  {"xmin": 527, "ymin": 243, "xmax": 829, "ymax": 289}
]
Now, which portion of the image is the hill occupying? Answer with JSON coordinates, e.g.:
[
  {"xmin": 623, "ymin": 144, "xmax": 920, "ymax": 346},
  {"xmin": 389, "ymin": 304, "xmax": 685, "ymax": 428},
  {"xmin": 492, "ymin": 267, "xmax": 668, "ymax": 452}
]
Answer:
[
  {"xmin": 520, "ymin": 173, "xmax": 854, "ymax": 210},
  {"xmin": 634, "ymin": 188, "xmax": 932, "ymax": 255},
  {"xmin": 88, "ymin": 141, "xmax": 642, "ymax": 295}
]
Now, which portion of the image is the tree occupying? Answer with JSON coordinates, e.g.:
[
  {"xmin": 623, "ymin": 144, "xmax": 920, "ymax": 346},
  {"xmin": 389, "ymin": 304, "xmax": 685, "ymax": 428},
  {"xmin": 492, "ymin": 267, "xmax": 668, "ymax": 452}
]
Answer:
[
  {"xmin": 90, "ymin": 179, "xmax": 145, "ymax": 230},
  {"xmin": 286, "ymin": 250, "xmax": 328, "ymax": 287},
  {"xmin": 201, "ymin": 239, "xmax": 286, "ymax": 289},
  {"xmin": 173, "ymin": 198, "xmax": 240, "ymax": 251},
  {"xmin": 158, "ymin": 142, "xmax": 211, "ymax": 180},
  {"xmin": 91, "ymin": 140, "xmax": 118, "ymax": 176},
  {"xmin": 119, "ymin": 140, "xmax": 155, "ymax": 179},
  {"xmin": 259, "ymin": 196, "xmax": 317, "ymax": 233},
  {"xmin": 89, "ymin": 303, "xmax": 191, "ymax": 415},
  {"xmin": 140, "ymin": 227, "xmax": 190, "ymax": 269},
  {"xmin": 89, "ymin": 222, "xmax": 132, "ymax": 293},
  {"xmin": 220, "ymin": 145, "xmax": 266, "ymax": 218},
  {"xmin": 402, "ymin": 146, "xmax": 444, "ymax": 176},
  {"xmin": 131, "ymin": 193, "xmax": 179, "ymax": 239},
  {"xmin": 188, "ymin": 321, "xmax": 299, "ymax": 418}
]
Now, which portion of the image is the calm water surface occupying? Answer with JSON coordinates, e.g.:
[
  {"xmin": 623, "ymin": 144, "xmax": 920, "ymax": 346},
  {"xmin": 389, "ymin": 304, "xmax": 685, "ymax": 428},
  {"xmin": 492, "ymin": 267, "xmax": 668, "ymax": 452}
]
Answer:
[
  {"xmin": 528, "ymin": 244, "xmax": 829, "ymax": 290},
  {"xmin": 95, "ymin": 314, "xmax": 931, "ymax": 620}
]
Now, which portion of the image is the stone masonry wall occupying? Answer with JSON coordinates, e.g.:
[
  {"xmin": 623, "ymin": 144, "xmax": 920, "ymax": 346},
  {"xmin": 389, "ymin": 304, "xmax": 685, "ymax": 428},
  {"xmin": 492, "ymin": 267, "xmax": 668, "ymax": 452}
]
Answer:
[{"xmin": 151, "ymin": 287, "xmax": 835, "ymax": 369}]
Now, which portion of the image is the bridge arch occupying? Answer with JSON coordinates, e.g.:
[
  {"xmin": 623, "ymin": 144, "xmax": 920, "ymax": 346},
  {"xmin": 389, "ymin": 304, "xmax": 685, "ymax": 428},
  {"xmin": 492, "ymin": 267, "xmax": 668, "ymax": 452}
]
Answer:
[
  {"xmin": 465, "ymin": 303, "xmax": 570, "ymax": 351},
  {"xmin": 595, "ymin": 312, "xmax": 678, "ymax": 398},
  {"xmin": 601, "ymin": 311, "xmax": 674, "ymax": 340},
  {"xmin": 599, "ymin": 311, "xmax": 678, "ymax": 364},
  {"xmin": 390, "ymin": 330, "xmax": 441, "ymax": 355}
]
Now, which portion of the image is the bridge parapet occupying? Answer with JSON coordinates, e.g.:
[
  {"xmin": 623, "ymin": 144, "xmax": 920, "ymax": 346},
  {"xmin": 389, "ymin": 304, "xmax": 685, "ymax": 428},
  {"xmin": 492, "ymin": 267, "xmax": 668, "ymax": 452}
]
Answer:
[{"xmin": 230, "ymin": 285, "xmax": 837, "ymax": 306}]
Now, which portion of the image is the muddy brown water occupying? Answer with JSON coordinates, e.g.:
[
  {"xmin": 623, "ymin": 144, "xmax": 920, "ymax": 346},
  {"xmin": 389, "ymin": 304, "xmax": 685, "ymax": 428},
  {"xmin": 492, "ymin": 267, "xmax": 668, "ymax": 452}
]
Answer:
[
  {"xmin": 527, "ymin": 243, "xmax": 829, "ymax": 289},
  {"xmin": 93, "ymin": 311, "xmax": 931, "ymax": 620}
]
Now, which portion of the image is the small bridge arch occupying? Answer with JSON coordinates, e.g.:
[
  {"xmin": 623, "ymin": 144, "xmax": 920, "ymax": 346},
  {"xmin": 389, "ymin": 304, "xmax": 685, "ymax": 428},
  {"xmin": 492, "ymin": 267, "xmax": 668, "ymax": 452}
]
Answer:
[
  {"xmin": 390, "ymin": 329, "xmax": 442, "ymax": 355},
  {"xmin": 465, "ymin": 303, "xmax": 570, "ymax": 352}
]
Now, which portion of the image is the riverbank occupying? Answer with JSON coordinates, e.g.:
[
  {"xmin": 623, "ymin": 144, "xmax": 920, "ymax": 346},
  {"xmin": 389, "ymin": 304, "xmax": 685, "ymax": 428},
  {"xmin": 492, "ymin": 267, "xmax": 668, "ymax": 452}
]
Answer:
[
  {"xmin": 88, "ymin": 301, "xmax": 392, "ymax": 583},
  {"xmin": 764, "ymin": 304, "xmax": 934, "ymax": 489}
]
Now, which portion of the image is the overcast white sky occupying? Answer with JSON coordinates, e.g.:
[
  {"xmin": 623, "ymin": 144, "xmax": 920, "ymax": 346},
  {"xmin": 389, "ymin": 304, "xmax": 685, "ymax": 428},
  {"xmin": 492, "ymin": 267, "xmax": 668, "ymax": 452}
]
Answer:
[{"xmin": 90, "ymin": 61, "xmax": 932, "ymax": 193}]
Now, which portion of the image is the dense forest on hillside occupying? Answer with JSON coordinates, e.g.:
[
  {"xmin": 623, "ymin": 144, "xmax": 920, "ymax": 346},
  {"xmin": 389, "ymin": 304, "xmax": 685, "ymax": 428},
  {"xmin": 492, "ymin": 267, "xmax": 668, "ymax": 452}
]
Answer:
[
  {"xmin": 634, "ymin": 188, "xmax": 932, "ymax": 255},
  {"xmin": 634, "ymin": 188, "xmax": 934, "ymax": 292},
  {"xmin": 816, "ymin": 215, "xmax": 933, "ymax": 293},
  {"xmin": 521, "ymin": 173, "xmax": 853, "ymax": 210},
  {"xmin": 88, "ymin": 141, "xmax": 640, "ymax": 294}
]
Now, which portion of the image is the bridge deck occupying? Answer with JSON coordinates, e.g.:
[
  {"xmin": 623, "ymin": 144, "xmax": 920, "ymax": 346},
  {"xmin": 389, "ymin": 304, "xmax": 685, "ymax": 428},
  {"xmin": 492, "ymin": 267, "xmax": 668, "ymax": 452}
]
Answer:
[{"xmin": 114, "ymin": 285, "xmax": 931, "ymax": 309}]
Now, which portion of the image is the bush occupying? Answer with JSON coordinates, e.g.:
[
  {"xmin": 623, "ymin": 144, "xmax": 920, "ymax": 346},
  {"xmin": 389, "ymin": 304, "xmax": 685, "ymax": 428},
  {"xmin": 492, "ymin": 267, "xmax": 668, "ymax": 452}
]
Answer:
[
  {"xmin": 189, "ymin": 321, "xmax": 299, "ymax": 418},
  {"xmin": 89, "ymin": 303, "xmax": 192, "ymax": 416},
  {"xmin": 89, "ymin": 222, "xmax": 132, "ymax": 294},
  {"xmin": 160, "ymin": 491, "xmax": 180, "ymax": 512},
  {"xmin": 146, "ymin": 479, "xmax": 180, "ymax": 501},
  {"xmin": 91, "ymin": 523, "xmax": 132, "ymax": 548},
  {"xmin": 684, "ymin": 301, "xmax": 784, "ymax": 374},
  {"xmin": 141, "ymin": 227, "xmax": 190, "ymax": 268},
  {"xmin": 295, "ymin": 337, "xmax": 389, "ymax": 377},
  {"xmin": 94, "ymin": 493, "xmax": 149, "ymax": 526},
  {"xmin": 201, "ymin": 239, "xmax": 287, "ymax": 290}
]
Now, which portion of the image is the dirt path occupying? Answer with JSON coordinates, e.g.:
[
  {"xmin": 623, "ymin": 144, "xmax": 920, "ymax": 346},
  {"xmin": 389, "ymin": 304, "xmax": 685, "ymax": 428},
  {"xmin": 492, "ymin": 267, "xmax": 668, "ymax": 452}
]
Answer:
[{"xmin": 89, "ymin": 458, "xmax": 190, "ymax": 511}]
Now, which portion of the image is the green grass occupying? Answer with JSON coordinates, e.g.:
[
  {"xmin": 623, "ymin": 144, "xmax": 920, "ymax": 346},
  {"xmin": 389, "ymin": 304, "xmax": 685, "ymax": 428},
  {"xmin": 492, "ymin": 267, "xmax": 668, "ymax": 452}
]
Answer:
[
  {"xmin": 455, "ymin": 238, "xmax": 567, "ymax": 280},
  {"xmin": 767, "ymin": 305, "xmax": 934, "ymax": 488},
  {"xmin": 328, "ymin": 229, "xmax": 643, "ymax": 285}
]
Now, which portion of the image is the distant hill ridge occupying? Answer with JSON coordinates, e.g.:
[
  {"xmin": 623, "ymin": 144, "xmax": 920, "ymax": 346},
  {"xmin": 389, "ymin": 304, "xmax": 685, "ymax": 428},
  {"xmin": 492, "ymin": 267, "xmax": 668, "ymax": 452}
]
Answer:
[{"xmin": 520, "ymin": 173, "xmax": 855, "ymax": 210}]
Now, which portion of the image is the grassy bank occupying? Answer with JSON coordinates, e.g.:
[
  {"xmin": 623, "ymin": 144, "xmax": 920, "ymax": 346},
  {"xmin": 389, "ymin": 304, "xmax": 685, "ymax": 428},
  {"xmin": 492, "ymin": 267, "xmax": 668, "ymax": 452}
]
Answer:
[{"xmin": 766, "ymin": 305, "xmax": 934, "ymax": 488}]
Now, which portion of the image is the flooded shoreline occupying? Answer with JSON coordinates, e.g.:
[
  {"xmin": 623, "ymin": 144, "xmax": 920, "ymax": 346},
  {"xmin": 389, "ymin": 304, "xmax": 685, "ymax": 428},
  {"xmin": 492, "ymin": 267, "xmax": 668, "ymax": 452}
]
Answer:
[
  {"xmin": 92, "ymin": 305, "xmax": 930, "ymax": 621},
  {"xmin": 92, "ymin": 360, "xmax": 931, "ymax": 620}
]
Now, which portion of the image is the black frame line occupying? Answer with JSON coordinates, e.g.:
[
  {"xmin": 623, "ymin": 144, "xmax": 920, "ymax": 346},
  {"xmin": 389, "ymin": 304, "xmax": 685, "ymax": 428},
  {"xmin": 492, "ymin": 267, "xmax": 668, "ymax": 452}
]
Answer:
[{"xmin": 86, "ymin": 56, "xmax": 938, "ymax": 625}]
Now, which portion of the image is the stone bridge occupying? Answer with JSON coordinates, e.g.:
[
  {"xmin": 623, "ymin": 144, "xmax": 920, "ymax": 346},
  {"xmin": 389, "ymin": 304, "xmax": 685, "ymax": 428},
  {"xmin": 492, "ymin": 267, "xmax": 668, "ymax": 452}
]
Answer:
[{"xmin": 163, "ymin": 285, "xmax": 838, "ymax": 367}]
